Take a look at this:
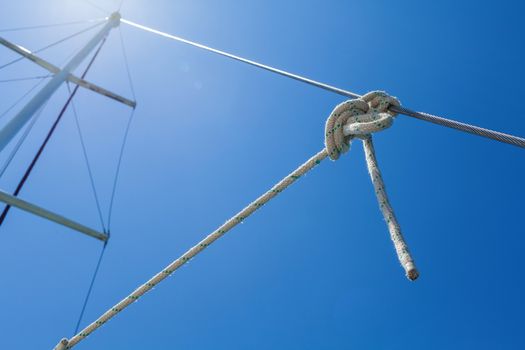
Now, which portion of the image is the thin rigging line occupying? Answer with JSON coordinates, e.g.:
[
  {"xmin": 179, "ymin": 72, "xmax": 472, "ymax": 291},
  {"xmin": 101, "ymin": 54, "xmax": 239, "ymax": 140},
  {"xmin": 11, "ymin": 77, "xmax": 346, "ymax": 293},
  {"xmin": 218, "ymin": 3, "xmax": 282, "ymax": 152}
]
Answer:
[
  {"xmin": 0, "ymin": 18, "xmax": 105, "ymax": 33},
  {"xmin": 80, "ymin": 0, "xmax": 111, "ymax": 16},
  {"xmin": 0, "ymin": 20, "xmax": 105, "ymax": 71},
  {"xmin": 0, "ymin": 28, "xmax": 82, "ymax": 88},
  {"xmin": 67, "ymin": 82, "xmax": 107, "ymax": 232},
  {"xmin": 73, "ymin": 242, "xmax": 108, "ymax": 335},
  {"xmin": 107, "ymin": 109, "xmax": 134, "ymax": 230},
  {"xmin": 121, "ymin": 18, "xmax": 525, "ymax": 149},
  {"xmin": 120, "ymin": 20, "xmax": 359, "ymax": 96},
  {"xmin": 0, "ymin": 75, "xmax": 51, "ymax": 83},
  {"xmin": 0, "ymin": 75, "xmax": 51, "ymax": 120},
  {"xmin": 118, "ymin": 27, "xmax": 136, "ymax": 99},
  {"xmin": 0, "ymin": 38, "xmax": 108, "ymax": 228},
  {"xmin": 106, "ymin": 26, "xmax": 137, "ymax": 230}
]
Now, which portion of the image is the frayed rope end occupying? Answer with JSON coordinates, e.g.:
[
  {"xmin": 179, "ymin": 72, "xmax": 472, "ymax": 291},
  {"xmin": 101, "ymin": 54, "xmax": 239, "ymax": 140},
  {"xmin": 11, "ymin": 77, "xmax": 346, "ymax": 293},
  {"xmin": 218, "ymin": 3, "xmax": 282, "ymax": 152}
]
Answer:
[
  {"xmin": 406, "ymin": 265, "xmax": 419, "ymax": 281},
  {"xmin": 53, "ymin": 338, "xmax": 69, "ymax": 350}
]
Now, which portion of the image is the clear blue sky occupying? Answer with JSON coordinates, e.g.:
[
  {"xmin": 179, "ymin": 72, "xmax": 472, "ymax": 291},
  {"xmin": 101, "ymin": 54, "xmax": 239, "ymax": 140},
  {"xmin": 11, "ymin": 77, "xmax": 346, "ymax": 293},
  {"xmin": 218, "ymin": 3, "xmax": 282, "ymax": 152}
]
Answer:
[{"xmin": 0, "ymin": 0, "xmax": 524, "ymax": 349}]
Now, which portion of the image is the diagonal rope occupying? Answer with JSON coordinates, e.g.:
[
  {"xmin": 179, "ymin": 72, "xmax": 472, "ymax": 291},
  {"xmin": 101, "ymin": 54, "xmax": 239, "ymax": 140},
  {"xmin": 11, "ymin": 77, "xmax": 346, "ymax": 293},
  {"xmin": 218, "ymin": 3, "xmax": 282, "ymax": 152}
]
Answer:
[
  {"xmin": 58, "ymin": 149, "xmax": 328, "ymax": 350},
  {"xmin": 0, "ymin": 20, "xmax": 105, "ymax": 71},
  {"xmin": 55, "ymin": 92, "xmax": 418, "ymax": 349},
  {"xmin": 0, "ymin": 18, "xmax": 105, "ymax": 33},
  {"xmin": 121, "ymin": 19, "xmax": 525, "ymax": 149}
]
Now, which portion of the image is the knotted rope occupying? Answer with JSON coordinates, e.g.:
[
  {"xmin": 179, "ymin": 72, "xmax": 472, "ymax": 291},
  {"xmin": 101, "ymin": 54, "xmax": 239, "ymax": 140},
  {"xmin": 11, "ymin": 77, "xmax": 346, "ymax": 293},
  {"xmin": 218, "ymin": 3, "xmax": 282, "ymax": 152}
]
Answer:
[
  {"xmin": 325, "ymin": 91, "xmax": 399, "ymax": 159},
  {"xmin": 325, "ymin": 91, "xmax": 418, "ymax": 280},
  {"xmin": 54, "ymin": 91, "xmax": 417, "ymax": 350}
]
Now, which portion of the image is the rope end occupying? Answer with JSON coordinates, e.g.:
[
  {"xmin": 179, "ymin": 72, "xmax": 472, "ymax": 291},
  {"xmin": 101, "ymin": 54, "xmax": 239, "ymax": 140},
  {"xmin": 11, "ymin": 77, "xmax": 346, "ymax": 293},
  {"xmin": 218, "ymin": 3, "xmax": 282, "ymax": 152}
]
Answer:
[
  {"xmin": 405, "ymin": 264, "xmax": 419, "ymax": 281},
  {"xmin": 53, "ymin": 338, "xmax": 69, "ymax": 350}
]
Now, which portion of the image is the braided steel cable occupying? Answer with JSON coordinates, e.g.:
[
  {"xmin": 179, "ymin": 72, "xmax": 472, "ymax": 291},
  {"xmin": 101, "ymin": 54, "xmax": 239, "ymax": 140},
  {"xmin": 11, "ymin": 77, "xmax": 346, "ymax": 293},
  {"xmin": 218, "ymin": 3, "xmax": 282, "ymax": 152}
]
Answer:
[{"xmin": 121, "ymin": 19, "xmax": 525, "ymax": 149}]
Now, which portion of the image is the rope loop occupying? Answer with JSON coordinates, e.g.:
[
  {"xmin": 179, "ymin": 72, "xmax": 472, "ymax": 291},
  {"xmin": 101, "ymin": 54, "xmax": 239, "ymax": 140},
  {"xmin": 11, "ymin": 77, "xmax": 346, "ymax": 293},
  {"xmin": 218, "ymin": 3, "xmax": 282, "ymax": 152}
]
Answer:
[
  {"xmin": 323, "ymin": 91, "xmax": 418, "ymax": 281},
  {"xmin": 324, "ymin": 91, "xmax": 400, "ymax": 160}
]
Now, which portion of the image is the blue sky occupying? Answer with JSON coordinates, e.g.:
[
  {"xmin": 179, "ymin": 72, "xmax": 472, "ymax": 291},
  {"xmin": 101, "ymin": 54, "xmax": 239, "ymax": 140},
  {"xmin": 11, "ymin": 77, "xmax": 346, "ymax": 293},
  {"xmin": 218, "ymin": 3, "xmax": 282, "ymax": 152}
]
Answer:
[{"xmin": 0, "ymin": 0, "xmax": 524, "ymax": 349}]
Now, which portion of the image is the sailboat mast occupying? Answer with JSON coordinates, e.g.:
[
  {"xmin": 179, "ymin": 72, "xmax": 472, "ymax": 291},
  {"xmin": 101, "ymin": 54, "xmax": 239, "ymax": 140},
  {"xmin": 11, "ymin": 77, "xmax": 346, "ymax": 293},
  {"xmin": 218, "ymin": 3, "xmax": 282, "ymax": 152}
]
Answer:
[{"xmin": 0, "ymin": 12, "xmax": 121, "ymax": 152}]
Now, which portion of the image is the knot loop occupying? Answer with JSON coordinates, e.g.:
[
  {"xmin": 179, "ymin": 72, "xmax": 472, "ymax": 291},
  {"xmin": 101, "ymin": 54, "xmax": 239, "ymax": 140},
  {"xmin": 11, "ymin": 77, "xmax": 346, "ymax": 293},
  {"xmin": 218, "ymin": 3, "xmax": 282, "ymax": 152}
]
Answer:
[
  {"xmin": 323, "ymin": 91, "xmax": 418, "ymax": 280},
  {"xmin": 324, "ymin": 91, "xmax": 400, "ymax": 160}
]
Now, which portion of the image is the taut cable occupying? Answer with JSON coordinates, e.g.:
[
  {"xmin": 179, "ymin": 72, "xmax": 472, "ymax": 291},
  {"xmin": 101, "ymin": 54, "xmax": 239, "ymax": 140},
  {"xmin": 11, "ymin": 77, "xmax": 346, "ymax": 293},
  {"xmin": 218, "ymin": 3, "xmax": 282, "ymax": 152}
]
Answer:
[{"xmin": 121, "ymin": 18, "xmax": 525, "ymax": 149}]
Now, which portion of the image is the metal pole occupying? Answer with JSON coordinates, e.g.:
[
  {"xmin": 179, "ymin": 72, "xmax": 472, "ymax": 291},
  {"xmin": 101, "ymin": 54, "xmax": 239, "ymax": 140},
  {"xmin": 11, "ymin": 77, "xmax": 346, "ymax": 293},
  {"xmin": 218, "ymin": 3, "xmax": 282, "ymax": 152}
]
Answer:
[
  {"xmin": 0, "ymin": 12, "xmax": 121, "ymax": 152},
  {"xmin": 0, "ymin": 188, "xmax": 107, "ymax": 241}
]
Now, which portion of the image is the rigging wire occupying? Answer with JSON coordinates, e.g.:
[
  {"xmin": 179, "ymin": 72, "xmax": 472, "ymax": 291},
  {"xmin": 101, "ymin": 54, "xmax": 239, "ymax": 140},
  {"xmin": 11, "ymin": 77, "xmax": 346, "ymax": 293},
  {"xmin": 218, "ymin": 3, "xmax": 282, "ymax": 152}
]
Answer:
[
  {"xmin": 0, "ymin": 20, "xmax": 105, "ymax": 71},
  {"xmin": 80, "ymin": 0, "xmax": 111, "ymax": 16},
  {"xmin": 106, "ymin": 26, "xmax": 137, "ymax": 230},
  {"xmin": 73, "ymin": 240, "xmax": 108, "ymax": 335},
  {"xmin": 118, "ymin": 24, "xmax": 136, "ymax": 98},
  {"xmin": 0, "ymin": 75, "xmax": 51, "ymax": 83},
  {"xmin": 121, "ymin": 18, "xmax": 525, "ymax": 149},
  {"xmin": 118, "ymin": 0, "xmax": 126, "ymax": 11},
  {"xmin": 0, "ymin": 75, "xmax": 51, "ymax": 120},
  {"xmin": 71, "ymin": 27, "xmax": 136, "ymax": 333},
  {"xmin": 0, "ymin": 18, "xmax": 105, "ymax": 33},
  {"xmin": 67, "ymin": 81, "xmax": 107, "ymax": 231},
  {"xmin": 107, "ymin": 108, "xmax": 134, "ymax": 230}
]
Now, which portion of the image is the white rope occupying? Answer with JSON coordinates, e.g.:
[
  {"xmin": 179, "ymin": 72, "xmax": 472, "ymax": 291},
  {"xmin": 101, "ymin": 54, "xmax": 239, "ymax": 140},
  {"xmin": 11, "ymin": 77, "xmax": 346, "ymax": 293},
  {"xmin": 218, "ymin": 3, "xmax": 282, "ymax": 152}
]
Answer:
[
  {"xmin": 54, "ymin": 91, "xmax": 417, "ymax": 350},
  {"xmin": 325, "ymin": 91, "xmax": 417, "ymax": 279},
  {"xmin": 363, "ymin": 136, "xmax": 418, "ymax": 280}
]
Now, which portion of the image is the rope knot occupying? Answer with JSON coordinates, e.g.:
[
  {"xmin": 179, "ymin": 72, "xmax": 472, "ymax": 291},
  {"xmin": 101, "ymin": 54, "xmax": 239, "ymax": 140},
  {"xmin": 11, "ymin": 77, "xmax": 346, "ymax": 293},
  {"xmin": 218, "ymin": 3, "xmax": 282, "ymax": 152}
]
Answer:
[{"xmin": 324, "ymin": 91, "xmax": 400, "ymax": 160}]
